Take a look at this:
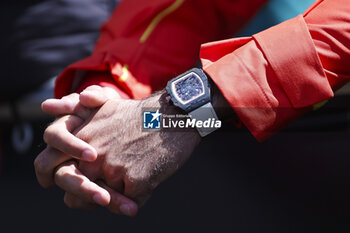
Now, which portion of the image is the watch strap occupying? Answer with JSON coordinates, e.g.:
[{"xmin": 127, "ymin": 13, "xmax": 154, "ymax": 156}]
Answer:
[{"xmin": 189, "ymin": 102, "xmax": 219, "ymax": 137}]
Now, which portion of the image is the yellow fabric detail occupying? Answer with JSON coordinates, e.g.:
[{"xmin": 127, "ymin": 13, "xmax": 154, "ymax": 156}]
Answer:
[
  {"xmin": 139, "ymin": 0, "xmax": 185, "ymax": 43},
  {"xmin": 119, "ymin": 65, "xmax": 129, "ymax": 82}
]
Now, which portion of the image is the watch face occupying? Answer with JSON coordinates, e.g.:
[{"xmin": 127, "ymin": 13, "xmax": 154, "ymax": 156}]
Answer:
[{"xmin": 172, "ymin": 72, "xmax": 205, "ymax": 105}]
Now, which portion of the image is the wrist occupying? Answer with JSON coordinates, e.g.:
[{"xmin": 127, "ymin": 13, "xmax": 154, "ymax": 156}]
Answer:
[
  {"xmin": 141, "ymin": 91, "xmax": 202, "ymax": 140},
  {"xmin": 140, "ymin": 91, "xmax": 201, "ymax": 168},
  {"xmin": 208, "ymin": 76, "xmax": 237, "ymax": 122},
  {"xmin": 158, "ymin": 68, "xmax": 235, "ymax": 137}
]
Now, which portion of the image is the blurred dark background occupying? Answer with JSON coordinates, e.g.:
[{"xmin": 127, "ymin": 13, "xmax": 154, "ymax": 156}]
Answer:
[{"xmin": 2, "ymin": 0, "xmax": 350, "ymax": 232}]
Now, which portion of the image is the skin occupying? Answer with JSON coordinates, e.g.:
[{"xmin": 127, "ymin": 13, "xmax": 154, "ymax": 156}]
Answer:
[
  {"xmin": 35, "ymin": 86, "xmax": 140, "ymax": 215},
  {"xmin": 34, "ymin": 80, "xmax": 235, "ymax": 216},
  {"xmin": 73, "ymin": 93, "xmax": 201, "ymax": 205}
]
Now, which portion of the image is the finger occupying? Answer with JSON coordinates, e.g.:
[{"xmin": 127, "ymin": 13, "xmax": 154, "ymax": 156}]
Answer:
[
  {"xmin": 79, "ymin": 86, "xmax": 120, "ymax": 108},
  {"xmin": 97, "ymin": 181, "xmax": 138, "ymax": 216},
  {"xmin": 41, "ymin": 93, "xmax": 91, "ymax": 119},
  {"xmin": 34, "ymin": 146, "xmax": 71, "ymax": 188},
  {"xmin": 43, "ymin": 115, "xmax": 97, "ymax": 161},
  {"xmin": 55, "ymin": 161, "xmax": 110, "ymax": 206},
  {"xmin": 64, "ymin": 192, "xmax": 98, "ymax": 210}
]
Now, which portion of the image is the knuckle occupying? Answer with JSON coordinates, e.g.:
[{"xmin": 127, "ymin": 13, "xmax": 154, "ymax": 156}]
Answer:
[
  {"xmin": 61, "ymin": 94, "xmax": 79, "ymax": 111},
  {"xmin": 62, "ymin": 93, "xmax": 79, "ymax": 101},
  {"xmin": 34, "ymin": 159, "xmax": 53, "ymax": 188},
  {"xmin": 125, "ymin": 172, "xmax": 155, "ymax": 204},
  {"xmin": 33, "ymin": 156, "xmax": 41, "ymax": 171},
  {"xmin": 34, "ymin": 154, "xmax": 48, "ymax": 175},
  {"xmin": 102, "ymin": 161, "xmax": 124, "ymax": 181},
  {"xmin": 103, "ymin": 167, "xmax": 119, "ymax": 181},
  {"xmin": 69, "ymin": 93, "xmax": 80, "ymax": 99},
  {"xmin": 128, "ymin": 169, "xmax": 152, "ymax": 188},
  {"xmin": 61, "ymin": 101, "xmax": 74, "ymax": 113},
  {"xmin": 54, "ymin": 166, "xmax": 68, "ymax": 186},
  {"xmin": 43, "ymin": 125, "xmax": 56, "ymax": 144}
]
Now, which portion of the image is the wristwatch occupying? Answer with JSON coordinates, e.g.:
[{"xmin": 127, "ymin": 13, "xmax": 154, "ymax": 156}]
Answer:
[{"xmin": 165, "ymin": 68, "xmax": 220, "ymax": 137}]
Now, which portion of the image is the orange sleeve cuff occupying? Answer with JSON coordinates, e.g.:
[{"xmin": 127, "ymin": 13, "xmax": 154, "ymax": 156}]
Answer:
[
  {"xmin": 253, "ymin": 15, "xmax": 333, "ymax": 108},
  {"xmin": 200, "ymin": 15, "xmax": 334, "ymax": 141}
]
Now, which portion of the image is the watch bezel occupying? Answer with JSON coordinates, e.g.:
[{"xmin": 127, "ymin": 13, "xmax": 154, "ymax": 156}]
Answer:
[
  {"xmin": 166, "ymin": 68, "xmax": 211, "ymax": 113},
  {"xmin": 171, "ymin": 72, "xmax": 205, "ymax": 105}
]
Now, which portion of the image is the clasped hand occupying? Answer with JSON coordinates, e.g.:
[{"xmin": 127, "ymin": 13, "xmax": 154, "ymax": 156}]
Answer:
[{"xmin": 34, "ymin": 86, "xmax": 200, "ymax": 216}]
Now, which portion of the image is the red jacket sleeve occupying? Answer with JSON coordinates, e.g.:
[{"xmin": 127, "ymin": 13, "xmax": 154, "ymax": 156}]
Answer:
[
  {"xmin": 54, "ymin": 0, "xmax": 266, "ymax": 99},
  {"xmin": 201, "ymin": 0, "xmax": 350, "ymax": 141}
]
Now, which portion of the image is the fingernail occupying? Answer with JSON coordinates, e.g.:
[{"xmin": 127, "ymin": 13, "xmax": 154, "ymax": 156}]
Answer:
[
  {"xmin": 82, "ymin": 150, "xmax": 96, "ymax": 161},
  {"xmin": 120, "ymin": 204, "xmax": 132, "ymax": 216},
  {"xmin": 93, "ymin": 193, "xmax": 106, "ymax": 206}
]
